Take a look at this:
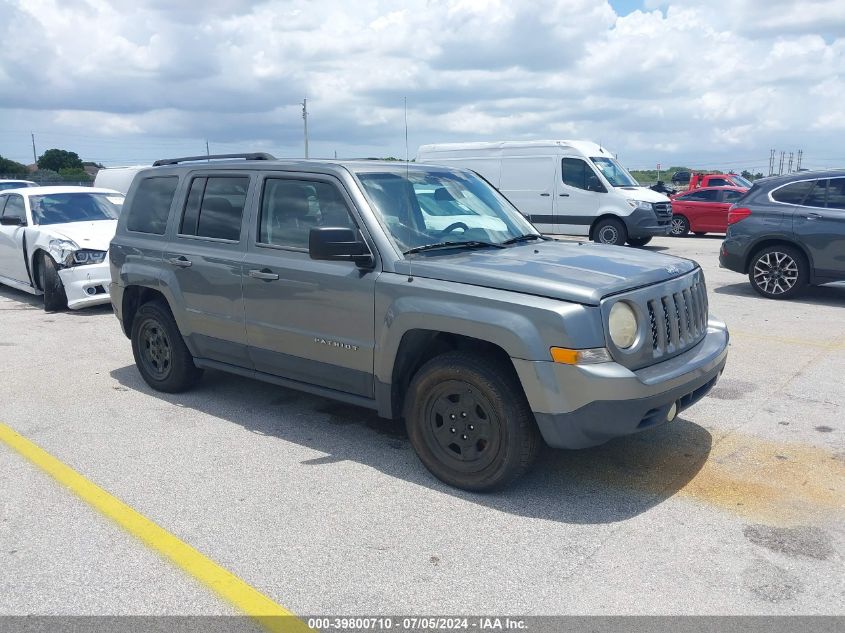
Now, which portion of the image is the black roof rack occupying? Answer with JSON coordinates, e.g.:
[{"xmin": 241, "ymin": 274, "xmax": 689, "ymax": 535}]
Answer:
[{"xmin": 152, "ymin": 152, "xmax": 276, "ymax": 167}]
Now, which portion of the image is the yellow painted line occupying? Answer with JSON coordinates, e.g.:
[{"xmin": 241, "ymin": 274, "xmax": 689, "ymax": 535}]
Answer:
[
  {"xmin": 0, "ymin": 422, "xmax": 311, "ymax": 633},
  {"xmin": 731, "ymin": 330, "xmax": 845, "ymax": 351}
]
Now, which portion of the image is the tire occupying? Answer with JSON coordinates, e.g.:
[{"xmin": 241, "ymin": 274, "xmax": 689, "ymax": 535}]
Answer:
[
  {"xmin": 670, "ymin": 215, "xmax": 690, "ymax": 236},
  {"xmin": 748, "ymin": 244, "xmax": 808, "ymax": 300},
  {"xmin": 39, "ymin": 254, "xmax": 68, "ymax": 312},
  {"xmin": 627, "ymin": 237, "xmax": 652, "ymax": 247},
  {"xmin": 130, "ymin": 300, "xmax": 202, "ymax": 392},
  {"xmin": 404, "ymin": 351, "xmax": 542, "ymax": 491},
  {"xmin": 592, "ymin": 217, "xmax": 627, "ymax": 246}
]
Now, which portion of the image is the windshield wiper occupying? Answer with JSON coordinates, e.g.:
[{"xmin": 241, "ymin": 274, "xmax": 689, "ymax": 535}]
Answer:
[
  {"xmin": 501, "ymin": 234, "xmax": 548, "ymax": 245},
  {"xmin": 404, "ymin": 240, "xmax": 505, "ymax": 255}
]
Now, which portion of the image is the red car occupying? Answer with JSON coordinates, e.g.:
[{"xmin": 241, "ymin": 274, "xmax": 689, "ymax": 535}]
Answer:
[{"xmin": 670, "ymin": 186, "xmax": 748, "ymax": 236}]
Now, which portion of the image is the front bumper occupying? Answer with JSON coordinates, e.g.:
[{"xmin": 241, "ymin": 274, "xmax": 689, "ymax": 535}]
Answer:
[
  {"xmin": 622, "ymin": 207, "xmax": 672, "ymax": 238},
  {"xmin": 57, "ymin": 261, "xmax": 111, "ymax": 309},
  {"xmin": 513, "ymin": 319, "xmax": 729, "ymax": 449}
]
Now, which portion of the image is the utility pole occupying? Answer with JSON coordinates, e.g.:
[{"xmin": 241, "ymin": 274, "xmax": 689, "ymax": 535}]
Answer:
[
  {"xmin": 302, "ymin": 98, "xmax": 309, "ymax": 159},
  {"xmin": 787, "ymin": 152, "xmax": 794, "ymax": 173},
  {"xmin": 797, "ymin": 149, "xmax": 803, "ymax": 171},
  {"xmin": 31, "ymin": 132, "xmax": 37, "ymax": 165},
  {"xmin": 205, "ymin": 139, "xmax": 210, "ymax": 161},
  {"xmin": 778, "ymin": 151, "xmax": 785, "ymax": 175},
  {"xmin": 768, "ymin": 149, "xmax": 775, "ymax": 176}
]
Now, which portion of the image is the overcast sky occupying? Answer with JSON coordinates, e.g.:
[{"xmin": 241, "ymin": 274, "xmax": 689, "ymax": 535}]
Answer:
[{"xmin": 1, "ymin": 0, "xmax": 843, "ymax": 173}]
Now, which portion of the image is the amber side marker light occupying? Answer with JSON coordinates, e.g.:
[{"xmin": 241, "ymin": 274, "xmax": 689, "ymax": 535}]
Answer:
[{"xmin": 550, "ymin": 347, "xmax": 612, "ymax": 365}]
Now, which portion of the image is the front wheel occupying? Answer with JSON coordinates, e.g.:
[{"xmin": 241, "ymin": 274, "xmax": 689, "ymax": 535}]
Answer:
[
  {"xmin": 131, "ymin": 300, "xmax": 203, "ymax": 392},
  {"xmin": 670, "ymin": 215, "xmax": 690, "ymax": 236},
  {"xmin": 592, "ymin": 217, "xmax": 627, "ymax": 246},
  {"xmin": 748, "ymin": 245, "xmax": 808, "ymax": 300},
  {"xmin": 627, "ymin": 237, "xmax": 652, "ymax": 247},
  {"xmin": 39, "ymin": 254, "xmax": 68, "ymax": 312},
  {"xmin": 404, "ymin": 351, "xmax": 541, "ymax": 491}
]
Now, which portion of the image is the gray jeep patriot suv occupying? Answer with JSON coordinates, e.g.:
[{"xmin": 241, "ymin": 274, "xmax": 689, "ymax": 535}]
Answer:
[{"xmin": 110, "ymin": 153, "xmax": 729, "ymax": 491}]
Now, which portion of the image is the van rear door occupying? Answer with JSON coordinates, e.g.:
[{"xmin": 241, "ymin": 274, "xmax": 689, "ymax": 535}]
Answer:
[{"xmin": 498, "ymin": 156, "xmax": 557, "ymax": 233}]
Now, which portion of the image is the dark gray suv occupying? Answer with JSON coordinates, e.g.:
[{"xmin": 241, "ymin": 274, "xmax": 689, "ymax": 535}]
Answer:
[
  {"xmin": 110, "ymin": 154, "xmax": 728, "ymax": 491},
  {"xmin": 720, "ymin": 169, "xmax": 845, "ymax": 299}
]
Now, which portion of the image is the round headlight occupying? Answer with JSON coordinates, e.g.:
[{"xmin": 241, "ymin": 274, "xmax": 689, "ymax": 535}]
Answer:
[{"xmin": 609, "ymin": 302, "xmax": 638, "ymax": 349}]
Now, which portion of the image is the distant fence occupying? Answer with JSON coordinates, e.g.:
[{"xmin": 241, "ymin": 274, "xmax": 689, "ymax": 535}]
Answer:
[{"xmin": 0, "ymin": 174, "xmax": 93, "ymax": 187}]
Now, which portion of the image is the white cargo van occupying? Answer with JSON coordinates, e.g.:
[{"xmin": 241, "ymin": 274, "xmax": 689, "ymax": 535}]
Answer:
[
  {"xmin": 416, "ymin": 140, "xmax": 671, "ymax": 246},
  {"xmin": 93, "ymin": 165, "xmax": 147, "ymax": 194}
]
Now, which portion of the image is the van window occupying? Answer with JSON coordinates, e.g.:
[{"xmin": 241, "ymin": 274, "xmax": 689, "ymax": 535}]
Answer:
[
  {"xmin": 771, "ymin": 180, "xmax": 815, "ymax": 205},
  {"xmin": 178, "ymin": 176, "xmax": 249, "ymax": 241},
  {"xmin": 126, "ymin": 176, "xmax": 178, "ymax": 234},
  {"xmin": 259, "ymin": 178, "xmax": 354, "ymax": 249},
  {"xmin": 562, "ymin": 158, "xmax": 605, "ymax": 192}
]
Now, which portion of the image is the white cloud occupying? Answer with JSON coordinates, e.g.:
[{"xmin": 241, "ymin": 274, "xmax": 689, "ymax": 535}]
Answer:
[{"xmin": 0, "ymin": 0, "xmax": 842, "ymax": 171}]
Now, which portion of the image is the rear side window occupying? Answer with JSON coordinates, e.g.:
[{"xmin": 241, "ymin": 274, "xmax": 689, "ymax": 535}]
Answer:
[
  {"xmin": 127, "ymin": 176, "xmax": 178, "ymax": 234},
  {"xmin": 707, "ymin": 178, "xmax": 730, "ymax": 187},
  {"xmin": 771, "ymin": 180, "xmax": 815, "ymax": 205},
  {"xmin": 684, "ymin": 189, "xmax": 718, "ymax": 202},
  {"xmin": 801, "ymin": 180, "xmax": 828, "ymax": 208},
  {"xmin": 826, "ymin": 178, "xmax": 845, "ymax": 210},
  {"xmin": 179, "ymin": 176, "xmax": 249, "ymax": 241}
]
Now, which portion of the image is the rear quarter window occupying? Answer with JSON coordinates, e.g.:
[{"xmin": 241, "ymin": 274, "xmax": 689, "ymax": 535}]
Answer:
[
  {"xmin": 126, "ymin": 176, "xmax": 179, "ymax": 234},
  {"xmin": 771, "ymin": 180, "xmax": 815, "ymax": 205}
]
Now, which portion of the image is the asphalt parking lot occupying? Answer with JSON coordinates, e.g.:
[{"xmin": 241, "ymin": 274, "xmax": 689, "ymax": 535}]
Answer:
[{"xmin": 1, "ymin": 235, "xmax": 843, "ymax": 623}]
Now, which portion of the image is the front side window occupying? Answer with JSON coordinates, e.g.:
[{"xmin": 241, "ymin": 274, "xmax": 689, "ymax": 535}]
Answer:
[
  {"xmin": 126, "ymin": 176, "xmax": 178, "ymax": 234},
  {"xmin": 356, "ymin": 169, "xmax": 536, "ymax": 254},
  {"xmin": 259, "ymin": 178, "xmax": 355, "ymax": 249},
  {"xmin": 2, "ymin": 194, "xmax": 25, "ymax": 220},
  {"xmin": 29, "ymin": 192, "xmax": 123, "ymax": 225},
  {"xmin": 771, "ymin": 180, "xmax": 815, "ymax": 205},
  {"xmin": 562, "ymin": 158, "xmax": 605, "ymax": 192},
  {"xmin": 178, "ymin": 176, "xmax": 249, "ymax": 241},
  {"xmin": 590, "ymin": 156, "xmax": 638, "ymax": 187}
]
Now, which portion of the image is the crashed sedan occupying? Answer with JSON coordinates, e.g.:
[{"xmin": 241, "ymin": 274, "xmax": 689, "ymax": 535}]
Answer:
[{"xmin": 0, "ymin": 186, "xmax": 123, "ymax": 311}]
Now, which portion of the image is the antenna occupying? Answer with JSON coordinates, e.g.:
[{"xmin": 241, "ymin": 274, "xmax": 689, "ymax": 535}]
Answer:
[{"xmin": 405, "ymin": 96, "xmax": 413, "ymax": 283}]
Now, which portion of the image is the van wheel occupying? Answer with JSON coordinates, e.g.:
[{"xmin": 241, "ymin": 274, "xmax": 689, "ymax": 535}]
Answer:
[
  {"xmin": 404, "ymin": 351, "xmax": 541, "ymax": 491},
  {"xmin": 670, "ymin": 215, "xmax": 689, "ymax": 236},
  {"xmin": 39, "ymin": 254, "xmax": 68, "ymax": 312},
  {"xmin": 131, "ymin": 300, "xmax": 202, "ymax": 392},
  {"xmin": 627, "ymin": 237, "xmax": 652, "ymax": 247},
  {"xmin": 748, "ymin": 245, "xmax": 808, "ymax": 300},
  {"xmin": 592, "ymin": 217, "xmax": 627, "ymax": 246}
]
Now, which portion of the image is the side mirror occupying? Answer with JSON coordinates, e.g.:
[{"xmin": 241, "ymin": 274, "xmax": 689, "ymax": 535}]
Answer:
[
  {"xmin": 309, "ymin": 227, "xmax": 374, "ymax": 267},
  {"xmin": 0, "ymin": 216, "xmax": 26, "ymax": 226}
]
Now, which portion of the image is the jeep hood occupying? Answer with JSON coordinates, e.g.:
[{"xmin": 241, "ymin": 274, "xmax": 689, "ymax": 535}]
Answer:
[
  {"xmin": 401, "ymin": 240, "xmax": 697, "ymax": 305},
  {"xmin": 39, "ymin": 220, "xmax": 117, "ymax": 252}
]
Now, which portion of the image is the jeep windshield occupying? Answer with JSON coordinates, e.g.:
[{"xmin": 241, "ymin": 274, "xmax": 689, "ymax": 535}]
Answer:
[
  {"xmin": 355, "ymin": 169, "xmax": 538, "ymax": 255},
  {"xmin": 30, "ymin": 192, "xmax": 123, "ymax": 225},
  {"xmin": 590, "ymin": 156, "xmax": 639, "ymax": 188}
]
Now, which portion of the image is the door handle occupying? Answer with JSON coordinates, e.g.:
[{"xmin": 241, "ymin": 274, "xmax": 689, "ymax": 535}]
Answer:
[
  {"xmin": 559, "ymin": 193, "xmax": 570, "ymax": 197},
  {"xmin": 539, "ymin": 193, "xmax": 550, "ymax": 197},
  {"xmin": 167, "ymin": 256, "xmax": 192, "ymax": 268},
  {"xmin": 249, "ymin": 268, "xmax": 280, "ymax": 281},
  {"xmin": 806, "ymin": 213, "xmax": 822, "ymax": 220}
]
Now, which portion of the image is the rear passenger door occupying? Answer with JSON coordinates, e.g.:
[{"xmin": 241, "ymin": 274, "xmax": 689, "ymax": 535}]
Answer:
[
  {"xmin": 242, "ymin": 173, "xmax": 377, "ymax": 398},
  {"xmin": 164, "ymin": 173, "xmax": 254, "ymax": 367},
  {"xmin": 793, "ymin": 178, "xmax": 845, "ymax": 278}
]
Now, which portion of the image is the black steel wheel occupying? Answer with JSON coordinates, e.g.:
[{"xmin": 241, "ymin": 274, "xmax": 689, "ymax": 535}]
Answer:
[
  {"xmin": 405, "ymin": 351, "xmax": 541, "ymax": 491},
  {"xmin": 131, "ymin": 300, "xmax": 202, "ymax": 392},
  {"xmin": 748, "ymin": 245, "xmax": 808, "ymax": 300},
  {"xmin": 592, "ymin": 217, "xmax": 627, "ymax": 246}
]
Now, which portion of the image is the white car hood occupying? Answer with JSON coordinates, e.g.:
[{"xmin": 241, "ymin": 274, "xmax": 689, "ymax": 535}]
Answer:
[
  {"xmin": 40, "ymin": 220, "xmax": 118, "ymax": 251},
  {"xmin": 615, "ymin": 186, "xmax": 670, "ymax": 203}
]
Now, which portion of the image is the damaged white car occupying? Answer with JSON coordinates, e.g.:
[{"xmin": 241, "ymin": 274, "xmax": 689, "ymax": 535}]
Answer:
[{"xmin": 0, "ymin": 186, "xmax": 123, "ymax": 311}]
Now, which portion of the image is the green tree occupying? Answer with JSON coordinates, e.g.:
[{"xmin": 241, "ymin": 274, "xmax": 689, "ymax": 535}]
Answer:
[
  {"xmin": 58, "ymin": 167, "xmax": 92, "ymax": 182},
  {"xmin": 37, "ymin": 148, "xmax": 84, "ymax": 173},
  {"xmin": 0, "ymin": 155, "xmax": 29, "ymax": 175},
  {"xmin": 741, "ymin": 170, "xmax": 752, "ymax": 179}
]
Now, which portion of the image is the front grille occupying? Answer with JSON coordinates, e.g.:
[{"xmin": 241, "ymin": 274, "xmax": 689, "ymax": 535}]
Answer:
[
  {"xmin": 646, "ymin": 277, "xmax": 708, "ymax": 359},
  {"xmin": 653, "ymin": 202, "xmax": 672, "ymax": 218}
]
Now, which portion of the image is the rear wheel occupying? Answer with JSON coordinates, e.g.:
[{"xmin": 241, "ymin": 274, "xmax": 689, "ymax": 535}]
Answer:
[
  {"xmin": 404, "ymin": 351, "xmax": 541, "ymax": 491},
  {"xmin": 670, "ymin": 215, "xmax": 690, "ymax": 236},
  {"xmin": 592, "ymin": 217, "xmax": 627, "ymax": 246},
  {"xmin": 131, "ymin": 300, "xmax": 202, "ymax": 392},
  {"xmin": 39, "ymin": 254, "xmax": 68, "ymax": 312},
  {"xmin": 748, "ymin": 245, "xmax": 808, "ymax": 300},
  {"xmin": 627, "ymin": 237, "xmax": 652, "ymax": 247}
]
